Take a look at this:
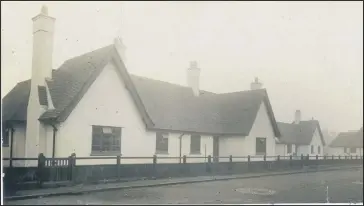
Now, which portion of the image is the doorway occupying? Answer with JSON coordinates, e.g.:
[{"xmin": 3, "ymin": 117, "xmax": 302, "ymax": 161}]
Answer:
[{"xmin": 213, "ymin": 136, "xmax": 219, "ymax": 163}]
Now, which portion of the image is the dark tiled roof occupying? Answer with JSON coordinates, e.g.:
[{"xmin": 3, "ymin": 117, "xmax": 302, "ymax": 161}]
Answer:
[
  {"xmin": 38, "ymin": 86, "xmax": 48, "ymax": 106},
  {"xmin": 2, "ymin": 80, "xmax": 30, "ymax": 121},
  {"xmin": 277, "ymin": 120, "xmax": 325, "ymax": 145},
  {"xmin": 330, "ymin": 130, "xmax": 363, "ymax": 148},
  {"xmin": 2, "ymin": 44, "xmax": 281, "ymax": 136}
]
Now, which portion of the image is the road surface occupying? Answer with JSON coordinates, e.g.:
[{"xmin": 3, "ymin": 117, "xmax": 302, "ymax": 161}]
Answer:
[{"xmin": 5, "ymin": 168, "xmax": 363, "ymax": 204}]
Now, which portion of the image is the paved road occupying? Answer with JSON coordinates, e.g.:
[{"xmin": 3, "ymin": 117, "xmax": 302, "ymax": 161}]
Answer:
[{"xmin": 5, "ymin": 168, "xmax": 363, "ymax": 204}]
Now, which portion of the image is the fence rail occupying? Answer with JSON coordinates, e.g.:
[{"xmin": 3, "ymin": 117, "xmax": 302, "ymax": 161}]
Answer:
[{"xmin": 3, "ymin": 153, "xmax": 363, "ymax": 193}]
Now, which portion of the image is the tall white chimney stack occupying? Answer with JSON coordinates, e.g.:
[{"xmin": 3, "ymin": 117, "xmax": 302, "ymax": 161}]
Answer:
[
  {"xmin": 294, "ymin": 110, "xmax": 301, "ymax": 124},
  {"xmin": 31, "ymin": 5, "xmax": 55, "ymax": 86},
  {"xmin": 26, "ymin": 5, "xmax": 55, "ymax": 163},
  {"xmin": 250, "ymin": 77, "xmax": 263, "ymax": 90},
  {"xmin": 187, "ymin": 61, "xmax": 201, "ymax": 97}
]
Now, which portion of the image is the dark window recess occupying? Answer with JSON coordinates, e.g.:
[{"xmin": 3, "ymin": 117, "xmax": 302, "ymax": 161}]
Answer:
[
  {"xmin": 156, "ymin": 132, "xmax": 168, "ymax": 153},
  {"xmin": 38, "ymin": 86, "xmax": 48, "ymax": 106},
  {"xmin": 256, "ymin": 137, "xmax": 266, "ymax": 154},
  {"xmin": 318, "ymin": 146, "xmax": 321, "ymax": 154},
  {"xmin": 190, "ymin": 135, "xmax": 201, "ymax": 154},
  {"xmin": 350, "ymin": 148, "xmax": 356, "ymax": 153},
  {"xmin": 311, "ymin": 145, "xmax": 314, "ymax": 154},
  {"xmin": 287, "ymin": 144, "xmax": 292, "ymax": 154},
  {"xmin": 2, "ymin": 128, "xmax": 9, "ymax": 147},
  {"xmin": 91, "ymin": 126, "xmax": 121, "ymax": 154},
  {"xmin": 344, "ymin": 147, "xmax": 348, "ymax": 153}
]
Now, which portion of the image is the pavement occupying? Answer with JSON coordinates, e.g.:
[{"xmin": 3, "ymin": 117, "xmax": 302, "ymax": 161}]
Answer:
[
  {"xmin": 4, "ymin": 166, "xmax": 363, "ymax": 204},
  {"xmin": 3, "ymin": 164, "xmax": 362, "ymax": 203}
]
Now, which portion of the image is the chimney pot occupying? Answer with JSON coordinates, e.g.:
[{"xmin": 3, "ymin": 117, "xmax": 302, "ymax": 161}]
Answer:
[
  {"xmin": 187, "ymin": 61, "xmax": 201, "ymax": 97},
  {"xmin": 294, "ymin": 110, "xmax": 301, "ymax": 124},
  {"xmin": 250, "ymin": 77, "xmax": 263, "ymax": 90},
  {"xmin": 41, "ymin": 5, "xmax": 48, "ymax": 15}
]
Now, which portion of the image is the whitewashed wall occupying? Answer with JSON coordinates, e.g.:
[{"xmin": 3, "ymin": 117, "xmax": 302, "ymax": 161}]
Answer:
[
  {"xmin": 326, "ymin": 147, "xmax": 363, "ymax": 157},
  {"xmin": 219, "ymin": 102, "xmax": 277, "ymax": 162},
  {"xmin": 309, "ymin": 128, "xmax": 324, "ymax": 156},
  {"xmin": 2, "ymin": 123, "xmax": 27, "ymax": 167},
  {"xmin": 275, "ymin": 143, "xmax": 297, "ymax": 159}
]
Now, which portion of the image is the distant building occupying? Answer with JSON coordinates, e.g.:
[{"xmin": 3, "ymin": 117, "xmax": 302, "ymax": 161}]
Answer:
[
  {"xmin": 275, "ymin": 110, "xmax": 325, "ymax": 158},
  {"xmin": 328, "ymin": 128, "xmax": 363, "ymax": 156}
]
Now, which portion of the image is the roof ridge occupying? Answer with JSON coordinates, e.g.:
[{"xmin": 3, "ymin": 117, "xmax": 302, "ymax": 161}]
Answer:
[
  {"xmin": 60, "ymin": 44, "xmax": 114, "ymax": 69},
  {"xmin": 130, "ymin": 74, "xmax": 214, "ymax": 94}
]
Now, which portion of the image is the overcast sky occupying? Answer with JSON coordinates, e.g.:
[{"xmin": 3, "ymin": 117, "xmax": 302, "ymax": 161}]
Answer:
[{"xmin": 1, "ymin": 1, "xmax": 363, "ymax": 132}]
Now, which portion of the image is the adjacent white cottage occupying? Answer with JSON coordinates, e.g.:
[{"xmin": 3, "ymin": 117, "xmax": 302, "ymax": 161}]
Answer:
[
  {"xmin": 2, "ymin": 6, "xmax": 281, "ymax": 166},
  {"xmin": 327, "ymin": 128, "xmax": 363, "ymax": 157},
  {"xmin": 275, "ymin": 110, "xmax": 325, "ymax": 159}
]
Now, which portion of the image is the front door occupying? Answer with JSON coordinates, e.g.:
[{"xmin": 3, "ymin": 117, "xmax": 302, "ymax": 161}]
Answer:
[{"xmin": 213, "ymin": 136, "xmax": 219, "ymax": 163}]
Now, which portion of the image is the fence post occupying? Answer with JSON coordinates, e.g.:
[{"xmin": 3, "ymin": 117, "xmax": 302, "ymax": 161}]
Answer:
[
  {"xmin": 229, "ymin": 155, "xmax": 233, "ymax": 171},
  {"xmin": 316, "ymin": 155, "xmax": 318, "ymax": 160},
  {"xmin": 152, "ymin": 155, "xmax": 157, "ymax": 179},
  {"xmin": 116, "ymin": 155, "xmax": 121, "ymax": 181},
  {"xmin": 247, "ymin": 155, "xmax": 251, "ymax": 171},
  {"xmin": 37, "ymin": 153, "xmax": 46, "ymax": 188},
  {"xmin": 263, "ymin": 155, "xmax": 267, "ymax": 170},
  {"xmin": 301, "ymin": 154, "xmax": 304, "ymax": 168},
  {"xmin": 338, "ymin": 155, "xmax": 341, "ymax": 160},
  {"xmin": 332, "ymin": 155, "xmax": 334, "ymax": 160},
  {"xmin": 350, "ymin": 155, "xmax": 353, "ymax": 160},
  {"xmin": 206, "ymin": 155, "xmax": 212, "ymax": 173},
  {"xmin": 289, "ymin": 155, "xmax": 292, "ymax": 168},
  {"xmin": 70, "ymin": 153, "xmax": 76, "ymax": 183},
  {"xmin": 356, "ymin": 155, "xmax": 358, "ymax": 160},
  {"xmin": 324, "ymin": 155, "xmax": 326, "ymax": 160}
]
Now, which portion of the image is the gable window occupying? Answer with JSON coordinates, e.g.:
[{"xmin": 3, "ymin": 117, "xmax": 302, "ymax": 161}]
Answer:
[
  {"xmin": 91, "ymin": 125, "xmax": 121, "ymax": 155},
  {"xmin": 311, "ymin": 145, "xmax": 314, "ymax": 154},
  {"xmin": 350, "ymin": 148, "xmax": 356, "ymax": 153},
  {"xmin": 156, "ymin": 132, "xmax": 168, "ymax": 154},
  {"xmin": 287, "ymin": 144, "xmax": 292, "ymax": 154},
  {"xmin": 2, "ymin": 128, "xmax": 9, "ymax": 147},
  {"xmin": 256, "ymin": 137, "xmax": 266, "ymax": 155},
  {"xmin": 190, "ymin": 135, "xmax": 201, "ymax": 154},
  {"xmin": 318, "ymin": 146, "xmax": 321, "ymax": 154}
]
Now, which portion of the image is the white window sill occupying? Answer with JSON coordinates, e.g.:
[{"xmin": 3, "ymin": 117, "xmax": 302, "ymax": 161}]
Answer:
[{"xmin": 90, "ymin": 152, "xmax": 121, "ymax": 156}]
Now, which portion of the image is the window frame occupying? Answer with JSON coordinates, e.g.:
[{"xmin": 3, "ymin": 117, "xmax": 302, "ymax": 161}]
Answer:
[
  {"xmin": 190, "ymin": 134, "xmax": 201, "ymax": 154},
  {"xmin": 2, "ymin": 128, "xmax": 10, "ymax": 147},
  {"xmin": 287, "ymin": 144, "xmax": 292, "ymax": 154},
  {"xmin": 255, "ymin": 137, "xmax": 267, "ymax": 155},
  {"xmin": 155, "ymin": 132, "xmax": 169, "ymax": 154},
  {"xmin": 91, "ymin": 125, "xmax": 122, "ymax": 156},
  {"xmin": 350, "ymin": 147, "xmax": 356, "ymax": 153}
]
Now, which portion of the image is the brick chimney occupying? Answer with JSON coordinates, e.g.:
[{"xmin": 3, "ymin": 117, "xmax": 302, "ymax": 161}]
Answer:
[
  {"xmin": 25, "ymin": 5, "xmax": 55, "ymax": 161},
  {"xmin": 250, "ymin": 77, "xmax": 263, "ymax": 90},
  {"xmin": 187, "ymin": 61, "xmax": 201, "ymax": 97},
  {"xmin": 294, "ymin": 110, "xmax": 301, "ymax": 124}
]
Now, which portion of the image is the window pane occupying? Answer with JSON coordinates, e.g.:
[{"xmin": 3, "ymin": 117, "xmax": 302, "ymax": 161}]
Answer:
[
  {"xmin": 287, "ymin": 144, "xmax": 292, "ymax": 154},
  {"xmin": 190, "ymin": 135, "xmax": 201, "ymax": 153},
  {"xmin": 156, "ymin": 132, "xmax": 168, "ymax": 152},
  {"xmin": 3, "ymin": 129, "xmax": 9, "ymax": 146},
  {"xmin": 92, "ymin": 126, "xmax": 121, "ymax": 153},
  {"xmin": 256, "ymin": 138, "xmax": 266, "ymax": 154}
]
